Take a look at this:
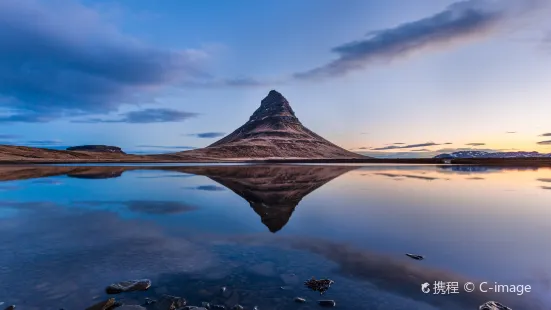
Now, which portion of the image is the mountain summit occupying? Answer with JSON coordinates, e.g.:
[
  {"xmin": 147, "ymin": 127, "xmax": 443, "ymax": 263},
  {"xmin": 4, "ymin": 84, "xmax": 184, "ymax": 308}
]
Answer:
[{"xmin": 180, "ymin": 90, "xmax": 364, "ymax": 159}]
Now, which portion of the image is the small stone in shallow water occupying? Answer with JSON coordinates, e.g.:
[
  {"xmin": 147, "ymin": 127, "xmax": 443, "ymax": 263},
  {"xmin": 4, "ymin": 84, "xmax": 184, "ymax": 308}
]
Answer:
[
  {"xmin": 318, "ymin": 300, "xmax": 336, "ymax": 307},
  {"xmin": 144, "ymin": 297, "xmax": 156, "ymax": 305},
  {"xmin": 201, "ymin": 302, "xmax": 211, "ymax": 309},
  {"xmin": 405, "ymin": 253, "xmax": 424, "ymax": 260},
  {"xmin": 230, "ymin": 305, "xmax": 243, "ymax": 310},
  {"xmin": 85, "ymin": 298, "xmax": 116, "ymax": 310},
  {"xmin": 117, "ymin": 306, "xmax": 146, "ymax": 310},
  {"xmin": 294, "ymin": 297, "xmax": 306, "ymax": 303},
  {"xmin": 479, "ymin": 301, "xmax": 512, "ymax": 310},
  {"xmin": 4, "ymin": 306, "xmax": 15, "ymax": 310},
  {"xmin": 212, "ymin": 305, "xmax": 226, "ymax": 310},
  {"xmin": 304, "ymin": 277, "xmax": 334, "ymax": 295},
  {"xmin": 106, "ymin": 279, "xmax": 152, "ymax": 294},
  {"xmin": 156, "ymin": 295, "xmax": 186, "ymax": 310}
]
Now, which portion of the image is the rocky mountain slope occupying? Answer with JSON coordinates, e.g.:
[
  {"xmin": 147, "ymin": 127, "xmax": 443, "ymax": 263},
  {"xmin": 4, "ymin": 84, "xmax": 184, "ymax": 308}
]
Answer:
[{"xmin": 176, "ymin": 90, "xmax": 365, "ymax": 160}]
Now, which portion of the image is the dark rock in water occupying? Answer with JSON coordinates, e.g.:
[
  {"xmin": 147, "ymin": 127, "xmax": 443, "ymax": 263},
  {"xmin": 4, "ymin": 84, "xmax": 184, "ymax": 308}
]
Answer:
[
  {"xmin": 117, "ymin": 306, "xmax": 146, "ymax": 310},
  {"xmin": 201, "ymin": 302, "xmax": 211, "ymax": 309},
  {"xmin": 180, "ymin": 307, "xmax": 208, "ymax": 310},
  {"xmin": 318, "ymin": 300, "xmax": 336, "ymax": 307},
  {"xmin": 67, "ymin": 145, "xmax": 126, "ymax": 154},
  {"xmin": 85, "ymin": 298, "xmax": 116, "ymax": 310},
  {"xmin": 212, "ymin": 305, "xmax": 226, "ymax": 310},
  {"xmin": 4, "ymin": 306, "xmax": 15, "ymax": 310},
  {"xmin": 304, "ymin": 277, "xmax": 334, "ymax": 295},
  {"xmin": 479, "ymin": 301, "xmax": 512, "ymax": 310},
  {"xmin": 230, "ymin": 305, "xmax": 243, "ymax": 310},
  {"xmin": 144, "ymin": 298, "xmax": 156, "ymax": 305},
  {"xmin": 294, "ymin": 297, "xmax": 306, "ymax": 303},
  {"xmin": 106, "ymin": 279, "xmax": 152, "ymax": 294},
  {"xmin": 154, "ymin": 295, "xmax": 186, "ymax": 310},
  {"xmin": 405, "ymin": 253, "xmax": 424, "ymax": 260}
]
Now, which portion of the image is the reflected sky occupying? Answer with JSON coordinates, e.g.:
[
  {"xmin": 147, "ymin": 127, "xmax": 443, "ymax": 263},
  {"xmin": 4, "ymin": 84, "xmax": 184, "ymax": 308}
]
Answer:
[{"xmin": 0, "ymin": 164, "xmax": 550, "ymax": 309}]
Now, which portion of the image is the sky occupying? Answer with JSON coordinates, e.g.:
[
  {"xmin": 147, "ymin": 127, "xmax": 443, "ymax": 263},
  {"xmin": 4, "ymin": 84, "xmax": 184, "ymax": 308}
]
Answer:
[{"xmin": 1, "ymin": 0, "xmax": 551, "ymax": 157}]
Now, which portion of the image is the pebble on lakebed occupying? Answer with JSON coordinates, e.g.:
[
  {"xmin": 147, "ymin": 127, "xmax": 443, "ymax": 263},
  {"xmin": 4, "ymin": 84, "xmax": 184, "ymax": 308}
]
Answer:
[
  {"xmin": 405, "ymin": 253, "xmax": 424, "ymax": 260},
  {"xmin": 294, "ymin": 297, "xmax": 306, "ymax": 303},
  {"xmin": 304, "ymin": 277, "xmax": 334, "ymax": 295},
  {"xmin": 479, "ymin": 301, "xmax": 512, "ymax": 310},
  {"xmin": 85, "ymin": 298, "xmax": 118, "ymax": 310},
  {"xmin": 106, "ymin": 279, "xmax": 152, "ymax": 294},
  {"xmin": 318, "ymin": 300, "xmax": 336, "ymax": 307}
]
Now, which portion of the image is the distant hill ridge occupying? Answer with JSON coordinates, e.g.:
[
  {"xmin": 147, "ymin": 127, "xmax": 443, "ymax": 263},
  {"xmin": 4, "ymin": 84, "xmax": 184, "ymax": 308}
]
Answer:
[
  {"xmin": 67, "ymin": 145, "xmax": 125, "ymax": 154},
  {"xmin": 434, "ymin": 151, "xmax": 551, "ymax": 159}
]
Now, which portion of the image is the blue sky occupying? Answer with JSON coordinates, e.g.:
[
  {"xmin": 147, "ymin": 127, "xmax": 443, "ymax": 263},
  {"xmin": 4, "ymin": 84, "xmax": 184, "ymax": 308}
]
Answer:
[{"xmin": 1, "ymin": 0, "xmax": 551, "ymax": 157}]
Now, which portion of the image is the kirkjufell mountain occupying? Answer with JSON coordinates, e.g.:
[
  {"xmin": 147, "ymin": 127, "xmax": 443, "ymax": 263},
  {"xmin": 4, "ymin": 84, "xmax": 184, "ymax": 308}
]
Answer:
[{"xmin": 177, "ymin": 90, "xmax": 364, "ymax": 159}]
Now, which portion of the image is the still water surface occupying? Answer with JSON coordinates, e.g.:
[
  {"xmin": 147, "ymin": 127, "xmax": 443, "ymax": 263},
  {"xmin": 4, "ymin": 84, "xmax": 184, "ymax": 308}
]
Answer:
[{"xmin": 0, "ymin": 164, "xmax": 550, "ymax": 309}]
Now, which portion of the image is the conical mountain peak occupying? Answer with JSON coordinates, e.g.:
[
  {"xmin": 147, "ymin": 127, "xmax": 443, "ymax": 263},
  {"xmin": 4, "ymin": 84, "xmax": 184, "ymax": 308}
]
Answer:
[
  {"xmin": 249, "ymin": 90, "xmax": 296, "ymax": 122},
  {"xmin": 182, "ymin": 90, "xmax": 365, "ymax": 159}
]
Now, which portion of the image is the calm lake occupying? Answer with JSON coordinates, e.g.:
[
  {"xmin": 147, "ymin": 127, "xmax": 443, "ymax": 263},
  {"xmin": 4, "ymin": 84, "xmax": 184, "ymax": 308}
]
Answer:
[{"xmin": 0, "ymin": 164, "xmax": 550, "ymax": 309}]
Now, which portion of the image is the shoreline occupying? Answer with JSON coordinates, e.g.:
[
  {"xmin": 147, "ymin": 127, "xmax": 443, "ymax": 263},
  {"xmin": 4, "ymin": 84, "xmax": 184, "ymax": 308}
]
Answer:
[{"xmin": 1, "ymin": 157, "xmax": 551, "ymax": 166}]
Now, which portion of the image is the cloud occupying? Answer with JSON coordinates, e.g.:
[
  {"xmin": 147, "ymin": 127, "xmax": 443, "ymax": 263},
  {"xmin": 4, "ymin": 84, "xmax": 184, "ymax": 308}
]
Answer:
[
  {"xmin": 411, "ymin": 148, "xmax": 431, "ymax": 151},
  {"xmin": 537, "ymin": 140, "xmax": 551, "ymax": 145},
  {"xmin": 540, "ymin": 133, "xmax": 551, "ymax": 136},
  {"xmin": 371, "ymin": 142, "xmax": 440, "ymax": 151},
  {"xmin": 393, "ymin": 142, "xmax": 405, "ymax": 145},
  {"xmin": 0, "ymin": 0, "xmax": 209, "ymax": 122},
  {"xmin": 0, "ymin": 134, "xmax": 21, "ymax": 139},
  {"xmin": 25, "ymin": 139, "xmax": 64, "ymax": 146},
  {"xmin": 506, "ymin": 131, "xmax": 517, "ymax": 134},
  {"xmin": 185, "ymin": 185, "xmax": 227, "ymax": 191},
  {"xmin": 444, "ymin": 142, "xmax": 453, "ymax": 144},
  {"xmin": 72, "ymin": 108, "xmax": 198, "ymax": 123},
  {"xmin": 537, "ymin": 178, "xmax": 551, "ymax": 183},
  {"xmin": 185, "ymin": 132, "xmax": 226, "ymax": 139},
  {"xmin": 135, "ymin": 145, "xmax": 196, "ymax": 150},
  {"xmin": 466, "ymin": 142, "xmax": 486, "ymax": 146},
  {"xmin": 294, "ymin": 0, "xmax": 542, "ymax": 79}
]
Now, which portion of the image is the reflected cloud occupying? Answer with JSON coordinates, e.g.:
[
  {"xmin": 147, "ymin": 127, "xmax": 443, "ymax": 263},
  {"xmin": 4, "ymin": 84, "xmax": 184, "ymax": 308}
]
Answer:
[
  {"xmin": 466, "ymin": 177, "xmax": 485, "ymax": 180},
  {"xmin": 0, "ymin": 184, "xmax": 21, "ymax": 191},
  {"xmin": 541, "ymin": 186, "xmax": 551, "ymax": 190},
  {"xmin": 218, "ymin": 235, "xmax": 544, "ymax": 310},
  {"xmin": 31, "ymin": 179, "xmax": 63, "ymax": 185},
  {"xmin": 185, "ymin": 185, "xmax": 226, "ymax": 191},
  {"xmin": 76, "ymin": 200, "xmax": 198, "ymax": 215},
  {"xmin": 0, "ymin": 206, "xmax": 214, "ymax": 309},
  {"xmin": 373, "ymin": 172, "xmax": 441, "ymax": 181},
  {"xmin": 138, "ymin": 174, "xmax": 195, "ymax": 179},
  {"xmin": 537, "ymin": 178, "xmax": 551, "ymax": 183}
]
